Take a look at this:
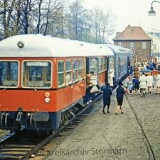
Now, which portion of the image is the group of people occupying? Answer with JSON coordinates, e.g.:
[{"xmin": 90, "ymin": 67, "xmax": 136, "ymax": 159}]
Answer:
[
  {"xmin": 101, "ymin": 60, "xmax": 160, "ymax": 115},
  {"xmin": 124, "ymin": 72, "xmax": 160, "ymax": 97},
  {"xmin": 101, "ymin": 71, "xmax": 160, "ymax": 115},
  {"xmin": 101, "ymin": 81, "xmax": 125, "ymax": 115}
]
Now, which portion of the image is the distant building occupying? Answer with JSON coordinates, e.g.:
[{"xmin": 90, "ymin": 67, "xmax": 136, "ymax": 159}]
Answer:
[
  {"xmin": 113, "ymin": 25, "xmax": 152, "ymax": 62},
  {"xmin": 148, "ymin": 32, "xmax": 160, "ymax": 62}
]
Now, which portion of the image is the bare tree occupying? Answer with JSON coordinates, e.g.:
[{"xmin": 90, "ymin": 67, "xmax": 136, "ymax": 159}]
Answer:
[
  {"xmin": 35, "ymin": 0, "xmax": 43, "ymax": 33},
  {"xmin": 43, "ymin": 0, "xmax": 51, "ymax": 35},
  {"xmin": 0, "ymin": 0, "xmax": 116, "ymax": 42},
  {"xmin": 0, "ymin": 0, "xmax": 33, "ymax": 37},
  {"xmin": 91, "ymin": 7, "xmax": 116, "ymax": 43},
  {"xmin": 0, "ymin": 0, "xmax": 17, "ymax": 38},
  {"xmin": 22, "ymin": 0, "xmax": 32, "ymax": 34},
  {"xmin": 43, "ymin": 0, "xmax": 64, "ymax": 36},
  {"xmin": 66, "ymin": 0, "xmax": 91, "ymax": 40},
  {"xmin": 29, "ymin": 0, "xmax": 64, "ymax": 36}
]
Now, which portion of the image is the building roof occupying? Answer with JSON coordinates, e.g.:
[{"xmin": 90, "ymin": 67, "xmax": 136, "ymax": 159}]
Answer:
[{"xmin": 113, "ymin": 25, "xmax": 152, "ymax": 41}]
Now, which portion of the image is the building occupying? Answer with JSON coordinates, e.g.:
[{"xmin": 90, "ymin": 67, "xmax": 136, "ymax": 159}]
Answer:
[
  {"xmin": 113, "ymin": 25, "xmax": 152, "ymax": 62},
  {"xmin": 147, "ymin": 32, "xmax": 160, "ymax": 62}
]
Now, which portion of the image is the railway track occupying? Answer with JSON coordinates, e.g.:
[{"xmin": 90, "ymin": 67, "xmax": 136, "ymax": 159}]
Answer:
[
  {"xmin": 0, "ymin": 131, "xmax": 48, "ymax": 160},
  {"xmin": 0, "ymin": 93, "xmax": 103, "ymax": 160}
]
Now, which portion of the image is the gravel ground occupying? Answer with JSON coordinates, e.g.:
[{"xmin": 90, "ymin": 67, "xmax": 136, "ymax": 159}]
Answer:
[{"xmin": 44, "ymin": 89, "xmax": 160, "ymax": 160}]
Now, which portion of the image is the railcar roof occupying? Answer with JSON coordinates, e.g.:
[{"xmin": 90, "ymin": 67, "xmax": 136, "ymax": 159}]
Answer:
[
  {"xmin": 106, "ymin": 44, "xmax": 127, "ymax": 54},
  {"xmin": 126, "ymin": 48, "xmax": 134, "ymax": 54},
  {"xmin": 0, "ymin": 34, "xmax": 114, "ymax": 57}
]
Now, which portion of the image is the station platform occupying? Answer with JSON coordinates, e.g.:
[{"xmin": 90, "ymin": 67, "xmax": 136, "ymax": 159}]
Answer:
[{"xmin": 44, "ymin": 88, "xmax": 160, "ymax": 160}]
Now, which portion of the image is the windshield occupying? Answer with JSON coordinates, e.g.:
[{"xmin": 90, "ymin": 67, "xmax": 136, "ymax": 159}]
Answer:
[
  {"xmin": 22, "ymin": 61, "xmax": 52, "ymax": 88},
  {"xmin": 0, "ymin": 61, "xmax": 18, "ymax": 88}
]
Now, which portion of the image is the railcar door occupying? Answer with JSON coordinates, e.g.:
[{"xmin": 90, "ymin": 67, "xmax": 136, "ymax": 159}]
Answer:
[{"xmin": 86, "ymin": 57, "xmax": 98, "ymax": 86}]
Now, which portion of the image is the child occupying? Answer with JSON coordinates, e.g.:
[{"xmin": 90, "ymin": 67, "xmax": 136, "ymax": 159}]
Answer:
[
  {"xmin": 124, "ymin": 76, "xmax": 130, "ymax": 93},
  {"xmin": 128, "ymin": 81, "xmax": 133, "ymax": 93}
]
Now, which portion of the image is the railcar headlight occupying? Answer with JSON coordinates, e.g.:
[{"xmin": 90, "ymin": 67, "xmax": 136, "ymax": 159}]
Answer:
[
  {"xmin": 45, "ymin": 92, "xmax": 50, "ymax": 97},
  {"xmin": 17, "ymin": 41, "xmax": 24, "ymax": 48},
  {"xmin": 45, "ymin": 97, "xmax": 50, "ymax": 103}
]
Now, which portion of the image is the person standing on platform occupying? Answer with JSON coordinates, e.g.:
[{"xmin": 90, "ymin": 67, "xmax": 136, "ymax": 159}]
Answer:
[
  {"xmin": 128, "ymin": 81, "xmax": 133, "ymax": 93},
  {"xmin": 146, "ymin": 73, "xmax": 153, "ymax": 94},
  {"xmin": 154, "ymin": 73, "xmax": 160, "ymax": 94},
  {"xmin": 123, "ymin": 76, "xmax": 130, "ymax": 93},
  {"xmin": 108, "ymin": 71, "xmax": 114, "ymax": 87},
  {"xmin": 115, "ymin": 81, "xmax": 126, "ymax": 115},
  {"xmin": 132, "ymin": 76, "xmax": 139, "ymax": 93},
  {"xmin": 139, "ymin": 72, "xmax": 147, "ymax": 97},
  {"xmin": 101, "ymin": 83, "xmax": 112, "ymax": 114}
]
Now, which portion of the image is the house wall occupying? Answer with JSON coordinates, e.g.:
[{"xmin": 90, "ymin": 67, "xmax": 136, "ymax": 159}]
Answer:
[{"xmin": 114, "ymin": 40, "xmax": 151, "ymax": 62}]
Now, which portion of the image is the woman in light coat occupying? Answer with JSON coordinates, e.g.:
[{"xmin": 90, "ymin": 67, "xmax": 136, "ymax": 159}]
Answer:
[
  {"xmin": 146, "ymin": 73, "xmax": 153, "ymax": 94},
  {"xmin": 108, "ymin": 71, "xmax": 114, "ymax": 87},
  {"xmin": 154, "ymin": 73, "xmax": 160, "ymax": 94},
  {"xmin": 139, "ymin": 72, "xmax": 147, "ymax": 97}
]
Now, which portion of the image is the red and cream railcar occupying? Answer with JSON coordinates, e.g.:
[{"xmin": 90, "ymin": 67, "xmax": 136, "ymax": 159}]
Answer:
[{"xmin": 0, "ymin": 34, "xmax": 113, "ymax": 132}]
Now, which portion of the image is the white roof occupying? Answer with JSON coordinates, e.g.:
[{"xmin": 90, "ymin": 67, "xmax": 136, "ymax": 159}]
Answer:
[
  {"xmin": 0, "ymin": 34, "xmax": 114, "ymax": 57},
  {"xmin": 126, "ymin": 48, "xmax": 134, "ymax": 54},
  {"xmin": 106, "ymin": 44, "xmax": 134, "ymax": 55},
  {"xmin": 106, "ymin": 44, "xmax": 124, "ymax": 53}
]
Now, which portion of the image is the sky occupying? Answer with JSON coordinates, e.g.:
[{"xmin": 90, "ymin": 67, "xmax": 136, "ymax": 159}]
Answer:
[{"xmin": 81, "ymin": 0, "xmax": 160, "ymax": 34}]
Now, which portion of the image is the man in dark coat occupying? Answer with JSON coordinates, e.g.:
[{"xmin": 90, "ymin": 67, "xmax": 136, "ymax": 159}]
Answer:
[
  {"xmin": 101, "ymin": 83, "xmax": 112, "ymax": 114},
  {"xmin": 115, "ymin": 81, "xmax": 126, "ymax": 115}
]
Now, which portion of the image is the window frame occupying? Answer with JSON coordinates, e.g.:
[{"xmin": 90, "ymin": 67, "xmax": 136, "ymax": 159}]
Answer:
[
  {"xmin": 77, "ymin": 59, "xmax": 83, "ymax": 80},
  {"xmin": 22, "ymin": 60, "xmax": 52, "ymax": 89},
  {"xmin": 72, "ymin": 59, "xmax": 78, "ymax": 82},
  {"xmin": 58, "ymin": 60, "xmax": 65, "ymax": 87},
  {"xmin": 89, "ymin": 58, "xmax": 98, "ymax": 74},
  {"xmin": 99, "ymin": 57, "xmax": 107, "ymax": 73},
  {"xmin": 118, "ymin": 42, "xmax": 122, "ymax": 47},
  {"xmin": 65, "ymin": 60, "xmax": 72, "ymax": 85},
  {"xmin": 0, "ymin": 60, "xmax": 20, "ymax": 88},
  {"xmin": 130, "ymin": 42, "xmax": 134, "ymax": 50},
  {"xmin": 142, "ymin": 42, "xmax": 147, "ymax": 50}
]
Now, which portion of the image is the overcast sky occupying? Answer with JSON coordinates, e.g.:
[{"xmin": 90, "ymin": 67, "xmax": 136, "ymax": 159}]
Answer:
[{"xmin": 82, "ymin": 0, "xmax": 160, "ymax": 33}]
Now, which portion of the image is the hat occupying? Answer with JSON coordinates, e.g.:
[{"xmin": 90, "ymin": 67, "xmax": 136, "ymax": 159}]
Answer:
[{"xmin": 118, "ymin": 81, "xmax": 123, "ymax": 85}]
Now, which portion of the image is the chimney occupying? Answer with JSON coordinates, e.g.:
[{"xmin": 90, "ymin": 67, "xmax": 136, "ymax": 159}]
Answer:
[{"xmin": 116, "ymin": 32, "xmax": 121, "ymax": 37}]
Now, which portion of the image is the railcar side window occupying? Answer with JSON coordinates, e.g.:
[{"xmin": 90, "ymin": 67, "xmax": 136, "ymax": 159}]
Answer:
[
  {"xmin": 90, "ymin": 58, "xmax": 97, "ymax": 74},
  {"xmin": 58, "ymin": 61, "xmax": 64, "ymax": 86},
  {"xmin": 22, "ymin": 61, "xmax": 51, "ymax": 88},
  {"xmin": 83, "ymin": 59, "xmax": 86, "ymax": 76},
  {"xmin": 102, "ymin": 58, "xmax": 105, "ymax": 71},
  {"xmin": 72, "ymin": 60, "xmax": 78, "ymax": 81},
  {"xmin": 66, "ymin": 60, "xmax": 72, "ymax": 84},
  {"xmin": 105, "ymin": 58, "xmax": 108, "ymax": 70},
  {"xmin": 78, "ymin": 60, "xmax": 83, "ymax": 79},
  {"xmin": 109, "ymin": 57, "xmax": 114, "ymax": 70},
  {"xmin": 0, "ymin": 61, "xmax": 18, "ymax": 87},
  {"xmin": 99, "ymin": 58, "xmax": 106, "ymax": 72},
  {"xmin": 99, "ymin": 58, "xmax": 107, "ymax": 72}
]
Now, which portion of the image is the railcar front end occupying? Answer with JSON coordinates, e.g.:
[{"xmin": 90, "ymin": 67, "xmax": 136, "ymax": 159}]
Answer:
[
  {"xmin": 0, "ymin": 58, "xmax": 86, "ymax": 132},
  {"xmin": 0, "ymin": 35, "xmax": 87, "ymax": 132}
]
